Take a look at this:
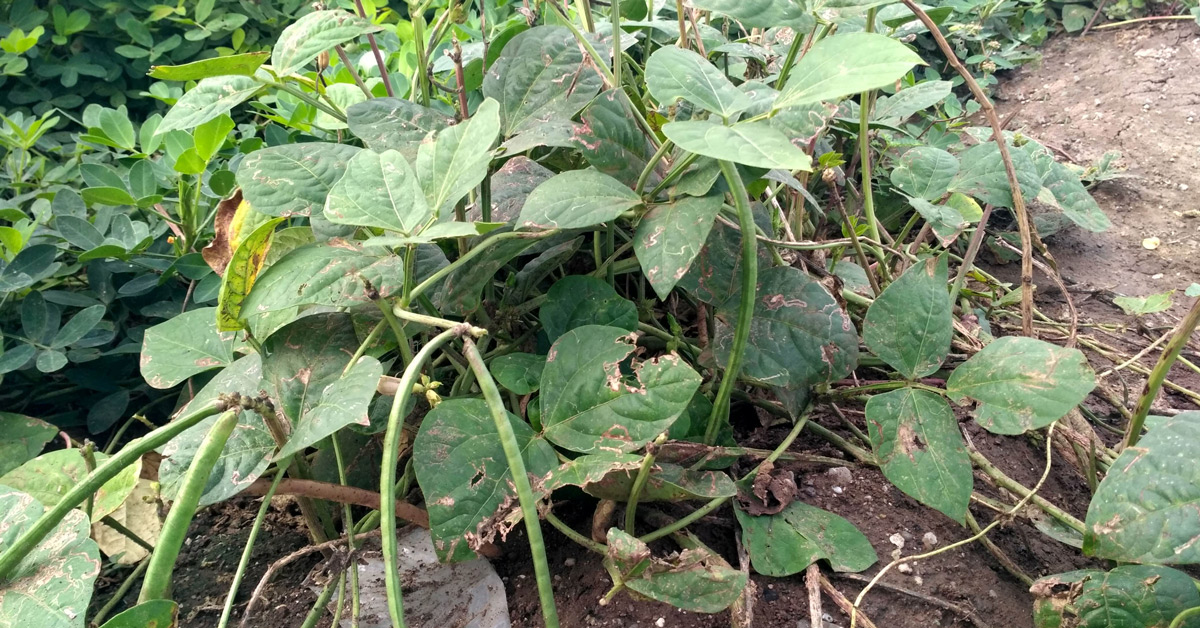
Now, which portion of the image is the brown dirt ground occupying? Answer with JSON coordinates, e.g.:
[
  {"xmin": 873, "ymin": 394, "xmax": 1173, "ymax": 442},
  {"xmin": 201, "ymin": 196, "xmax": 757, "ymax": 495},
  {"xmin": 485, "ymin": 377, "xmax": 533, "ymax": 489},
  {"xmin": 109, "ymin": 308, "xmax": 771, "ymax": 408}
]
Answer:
[{"xmin": 91, "ymin": 23, "xmax": 1200, "ymax": 628}]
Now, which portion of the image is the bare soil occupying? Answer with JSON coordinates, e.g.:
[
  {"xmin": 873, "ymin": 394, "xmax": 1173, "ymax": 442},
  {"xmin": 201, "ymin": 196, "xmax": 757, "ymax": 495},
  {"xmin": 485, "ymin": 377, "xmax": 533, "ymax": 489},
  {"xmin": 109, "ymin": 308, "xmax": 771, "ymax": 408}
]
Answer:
[{"xmin": 93, "ymin": 23, "xmax": 1200, "ymax": 628}]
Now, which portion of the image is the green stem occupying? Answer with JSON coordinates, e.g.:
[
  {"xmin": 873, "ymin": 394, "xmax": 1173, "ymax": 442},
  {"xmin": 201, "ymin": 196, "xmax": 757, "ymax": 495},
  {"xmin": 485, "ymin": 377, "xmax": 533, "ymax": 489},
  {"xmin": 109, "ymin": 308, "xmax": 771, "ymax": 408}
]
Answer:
[
  {"xmin": 377, "ymin": 300, "xmax": 414, "ymax": 366},
  {"xmin": 265, "ymin": 80, "xmax": 347, "ymax": 121},
  {"xmin": 624, "ymin": 433, "xmax": 667, "ymax": 534},
  {"xmin": 410, "ymin": 7, "xmax": 432, "ymax": 105},
  {"xmin": 648, "ymin": 152, "xmax": 698, "ymax": 198},
  {"xmin": 379, "ymin": 328, "xmax": 464, "ymax": 628},
  {"xmin": 774, "ymin": 24, "xmax": 806, "ymax": 89},
  {"xmin": 1124, "ymin": 297, "xmax": 1200, "ymax": 449},
  {"xmin": 463, "ymin": 339, "xmax": 560, "ymax": 628},
  {"xmin": 344, "ymin": 319, "xmax": 387, "ymax": 377},
  {"xmin": 1170, "ymin": 606, "xmax": 1200, "ymax": 628},
  {"xmin": 611, "ymin": 0, "xmax": 622, "ymax": 88},
  {"xmin": 140, "ymin": 410, "xmax": 240, "ymax": 602},
  {"xmin": 217, "ymin": 459, "xmax": 290, "ymax": 628},
  {"xmin": 636, "ymin": 140, "xmax": 673, "ymax": 196},
  {"xmin": 405, "ymin": 230, "xmax": 557, "ymax": 305},
  {"xmin": 300, "ymin": 574, "xmax": 342, "ymax": 628},
  {"xmin": 545, "ymin": 511, "xmax": 607, "ymax": 554},
  {"xmin": 89, "ymin": 559, "xmax": 150, "ymax": 627},
  {"xmin": 854, "ymin": 7, "xmax": 890, "ymax": 281},
  {"xmin": 331, "ymin": 436, "xmax": 361, "ymax": 626},
  {"xmin": 391, "ymin": 305, "xmax": 488, "ymax": 336},
  {"xmin": 704, "ymin": 160, "xmax": 757, "ymax": 445},
  {"xmin": 0, "ymin": 400, "xmax": 226, "ymax": 582}
]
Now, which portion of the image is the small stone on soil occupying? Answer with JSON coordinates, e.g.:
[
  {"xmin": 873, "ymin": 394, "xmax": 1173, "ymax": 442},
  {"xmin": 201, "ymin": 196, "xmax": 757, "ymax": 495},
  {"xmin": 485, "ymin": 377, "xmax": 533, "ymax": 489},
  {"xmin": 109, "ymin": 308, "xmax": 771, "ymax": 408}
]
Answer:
[
  {"xmin": 898, "ymin": 563, "xmax": 913, "ymax": 574},
  {"xmin": 922, "ymin": 531, "xmax": 938, "ymax": 549},
  {"xmin": 889, "ymin": 533, "xmax": 906, "ymax": 549},
  {"xmin": 826, "ymin": 466, "xmax": 854, "ymax": 485},
  {"xmin": 564, "ymin": 557, "xmax": 576, "ymax": 567}
]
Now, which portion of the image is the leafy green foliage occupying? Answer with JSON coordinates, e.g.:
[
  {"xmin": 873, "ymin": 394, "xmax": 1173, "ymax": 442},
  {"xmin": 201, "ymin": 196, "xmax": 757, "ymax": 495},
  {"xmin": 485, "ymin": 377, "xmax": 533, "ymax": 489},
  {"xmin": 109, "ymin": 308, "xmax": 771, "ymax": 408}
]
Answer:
[
  {"xmin": 735, "ymin": 501, "xmax": 877, "ymax": 575},
  {"xmin": 540, "ymin": 276, "xmax": 638, "ymax": 343},
  {"xmin": 0, "ymin": 449, "xmax": 140, "ymax": 521},
  {"xmin": 604, "ymin": 528, "xmax": 747, "ymax": 613},
  {"xmin": 1032, "ymin": 565, "xmax": 1200, "ymax": 628},
  {"xmin": 864, "ymin": 256, "xmax": 952, "ymax": 379}
]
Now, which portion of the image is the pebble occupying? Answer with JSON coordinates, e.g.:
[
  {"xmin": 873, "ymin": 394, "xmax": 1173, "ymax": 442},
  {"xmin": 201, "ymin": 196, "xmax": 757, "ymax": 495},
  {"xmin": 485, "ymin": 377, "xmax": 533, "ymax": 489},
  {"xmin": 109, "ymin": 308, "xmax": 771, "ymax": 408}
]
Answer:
[
  {"xmin": 832, "ymin": 486, "xmax": 844, "ymax": 495},
  {"xmin": 922, "ymin": 531, "xmax": 939, "ymax": 550},
  {"xmin": 564, "ymin": 557, "xmax": 576, "ymax": 567},
  {"xmin": 827, "ymin": 466, "xmax": 854, "ymax": 485},
  {"xmin": 889, "ymin": 533, "xmax": 906, "ymax": 549},
  {"xmin": 897, "ymin": 563, "xmax": 913, "ymax": 574},
  {"xmin": 656, "ymin": 618, "xmax": 666, "ymax": 628}
]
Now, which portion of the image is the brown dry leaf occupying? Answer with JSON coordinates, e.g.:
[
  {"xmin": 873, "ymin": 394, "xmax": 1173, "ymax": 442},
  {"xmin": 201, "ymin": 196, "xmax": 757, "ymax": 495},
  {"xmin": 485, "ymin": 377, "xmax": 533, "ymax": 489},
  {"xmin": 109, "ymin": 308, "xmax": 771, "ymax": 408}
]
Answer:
[
  {"xmin": 202, "ymin": 189, "xmax": 243, "ymax": 275},
  {"xmin": 740, "ymin": 461, "xmax": 798, "ymax": 516}
]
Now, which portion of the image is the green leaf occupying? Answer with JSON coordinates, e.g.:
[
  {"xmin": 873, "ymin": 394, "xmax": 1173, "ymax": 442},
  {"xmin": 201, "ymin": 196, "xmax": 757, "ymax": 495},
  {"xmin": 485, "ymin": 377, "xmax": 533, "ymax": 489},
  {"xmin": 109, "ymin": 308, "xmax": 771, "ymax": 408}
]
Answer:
[
  {"xmin": 413, "ymin": 398, "xmax": 558, "ymax": 562},
  {"xmin": 603, "ymin": 528, "xmax": 747, "ymax": 613},
  {"xmin": 574, "ymin": 90, "xmax": 655, "ymax": 188},
  {"xmin": 909, "ymin": 197, "xmax": 968, "ymax": 247},
  {"xmin": 776, "ymin": 33, "xmax": 923, "ymax": 110},
  {"xmin": 580, "ymin": 461, "xmax": 736, "ymax": 502},
  {"xmin": 157, "ymin": 75, "xmax": 261, "ymax": 135},
  {"xmin": 1186, "ymin": 283, "xmax": 1200, "ymax": 298},
  {"xmin": 517, "ymin": 169, "xmax": 641, "ymax": 230},
  {"xmin": 1113, "ymin": 291, "xmax": 1174, "ymax": 316},
  {"xmin": 193, "ymin": 114, "xmax": 234, "ymax": 162},
  {"xmin": 0, "ymin": 413, "xmax": 58, "ymax": 477},
  {"xmin": 863, "ymin": 256, "xmax": 951, "ymax": 379},
  {"xmin": 691, "ymin": 0, "xmax": 811, "ymax": 28},
  {"xmin": 433, "ymin": 236, "xmax": 535, "ymax": 316},
  {"xmin": 97, "ymin": 600, "xmax": 178, "ymax": 628},
  {"xmin": 678, "ymin": 218, "xmax": 772, "ymax": 306},
  {"xmin": 634, "ymin": 194, "xmax": 724, "ymax": 299},
  {"xmin": 489, "ymin": 353, "xmax": 545, "ymax": 395},
  {"xmin": 541, "ymin": 453, "xmax": 643, "ymax": 494},
  {"xmin": 415, "ymin": 98, "xmax": 501, "ymax": 219},
  {"xmin": 271, "ymin": 10, "xmax": 382, "ymax": 75},
  {"xmin": 323, "ymin": 149, "xmax": 430, "ymax": 233},
  {"xmin": 149, "ymin": 52, "xmax": 269, "ymax": 80},
  {"xmin": 217, "ymin": 217, "xmax": 283, "ymax": 332},
  {"xmin": 1032, "ymin": 566, "xmax": 1200, "ymax": 628},
  {"xmin": 539, "ymin": 275, "xmax": 638, "ymax": 343},
  {"xmin": 261, "ymin": 313, "xmax": 360, "ymax": 423},
  {"xmin": 714, "ymin": 266, "xmax": 859, "ymax": 390},
  {"xmin": 238, "ymin": 143, "xmax": 361, "ymax": 217},
  {"xmin": 140, "ymin": 307, "xmax": 242, "ymax": 389},
  {"xmin": 645, "ymin": 45, "xmax": 751, "ymax": 118},
  {"xmin": 735, "ymin": 500, "xmax": 877, "ymax": 575},
  {"xmin": 98, "ymin": 108, "xmax": 136, "ymax": 151},
  {"xmin": 1084, "ymin": 415, "xmax": 1200, "ymax": 564},
  {"xmin": 346, "ymin": 98, "xmax": 452, "ymax": 162},
  {"xmin": 0, "ymin": 486, "xmax": 100, "ymax": 628},
  {"xmin": 949, "ymin": 141, "xmax": 1043, "ymax": 210},
  {"xmin": 540, "ymin": 325, "xmax": 701, "ymax": 453},
  {"xmin": 873, "ymin": 80, "xmax": 953, "ymax": 122},
  {"xmin": 1034, "ymin": 152, "xmax": 1112, "ymax": 232},
  {"xmin": 276, "ymin": 357, "xmax": 380, "ymax": 460},
  {"xmin": 891, "ymin": 146, "xmax": 958, "ymax": 201},
  {"xmin": 82, "ymin": 187, "xmax": 137, "ymax": 206},
  {"xmin": 0, "ymin": 449, "xmax": 140, "ymax": 522},
  {"xmin": 159, "ymin": 355, "xmax": 274, "ymax": 506},
  {"xmin": 240, "ymin": 242, "xmax": 405, "ymax": 338},
  {"xmin": 663, "ymin": 121, "xmax": 813, "ymax": 171},
  {"xmin": 50, "ymin": 304, "xmax": 105, "ymax": 348},
  {"xmin": 865, "ymin": 388, "xmax": 971, "ymax": 522},
  {"xmin": 482, "ymin": 26, "xmax": 602, "ymax": 137},
  {"xmin": 946, "ymin": 336, "xmax": 1096, "ymax": 435}
]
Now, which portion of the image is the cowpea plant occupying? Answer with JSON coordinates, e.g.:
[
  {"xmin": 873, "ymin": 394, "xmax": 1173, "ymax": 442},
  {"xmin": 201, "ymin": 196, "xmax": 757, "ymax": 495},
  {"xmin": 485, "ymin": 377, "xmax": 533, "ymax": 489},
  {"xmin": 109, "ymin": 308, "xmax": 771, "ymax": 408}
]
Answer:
[{"xmin": 2, "ymin": 1, "xmax": 1193, "ymax": 627}]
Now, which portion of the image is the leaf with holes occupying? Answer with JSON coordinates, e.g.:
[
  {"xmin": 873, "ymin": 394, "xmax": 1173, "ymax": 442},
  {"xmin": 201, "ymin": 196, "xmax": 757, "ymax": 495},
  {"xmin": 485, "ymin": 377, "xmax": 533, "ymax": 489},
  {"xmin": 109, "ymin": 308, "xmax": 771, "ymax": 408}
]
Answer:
[
  {"xmin": 158, "ymin": 355, "xmax": 274, "ymax": 506},
  {"xmin": 863, "ymin": 256, "xmax": 951, "ymax": 379},
  {"xmin": 735, "ymin": 500, "xmax": 877, "ymax": 575},
  {"xmin": 604, "ymin": 528, "xmax": 747, "ymax": 613},
  {"xmin": 713, "ymin": 266, "xmax": 858, "ymax": 391},
  {"xmin": 664, "ymin": 121, "xmax": 813, "ymax": 171},
  {"xmin": 416, "ymin": 98, "xmax": 501, "ymax": 219},
  {"xmin": 346, "ymin": 98, "xmax": 453, "ymax": 162},
  {"xmin": 539, "ymin": 275, "xmax": 638, "ymax": 343},
  {"xmin": 240, "ymin": 242, "xmax": 405, "ymax": 338},
  {"xmin": 946, "ymin": 336, "xmax": 1096, "ymax": 435},
  {"xmin": 323, "ymin": 149, "xmax": 430, "ymax": 233},
  {"xmin": 540, "ymin": 325, "xmax": 701, "ymax": 454},
  {"xmin": 574, "ymin": 90, "xmax": 655, "ymax": 188},
  {"xmin": 489, "ymin": 353, "xmax": 545, "ymax": 395},
  {"xmin": 891, "ymin": 147, "xmax": 958, "ymax": 201},
  {"xmin": 1084, "ymin": 416, "xmax": 1200, "ymax": 564},
  {"xmin": 140, "ymin": 307, "xmax": 244, "ymax": 389},
  {"xmin": 646, "ymin": 45, "xmax": 751, "ymax": 118},
  {"xmin": 237, "ymin": 143, "xmax": 361, "ymax": 217},
  {"xmin": 217, "ymin": 217, "xmax": 283, "ymax": 332},
  {"xmin": 517, "ymin": 169, "xmax": 641, "ymax": 230},
  {"xmin": 0, "ymin": 413, "xmax": 57, "ymax": 477},
  {"xmin": 271, "ymin": 10, "xmax": 382, "ymax": 75},
  {"xmin": 0, "ymin": 486, "xmax": 100, "ymax": 628},
  {"xmin": 865, "ymin": 388, "xmax": 971, "ymax": 523},
  {"xmin": 635, "ymin": 194, "xmax": 724, "ymax": 300},
  {"xmin": 776, "ymin": 33, "xmax": 923, "ymax": 110},
  {"xmin": 482, "ymin": 26, "xmax": 602, "ymax": 138},
  {"xmin": 1031, "ymin": 566, "xmax": 1200, "ymax": 628},
  {"xmin": 156, "ymin": 75, "xmax": 261, "ymax": 135},
  {"xmin": 0, "ymin": 449, "xmax": 139, "ymax": 522},
  {"xmin": 413, "ymin": 398, "xmax": 558, "ymax": 562}
]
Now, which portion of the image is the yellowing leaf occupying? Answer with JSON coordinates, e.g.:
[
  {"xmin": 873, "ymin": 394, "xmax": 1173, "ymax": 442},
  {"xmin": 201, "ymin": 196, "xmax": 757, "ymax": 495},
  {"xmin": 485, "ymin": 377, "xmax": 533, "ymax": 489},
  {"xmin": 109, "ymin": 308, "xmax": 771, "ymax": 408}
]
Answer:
[{"xmin": 217, "ymin": 217, "xmax": 284, "ymax": 331}]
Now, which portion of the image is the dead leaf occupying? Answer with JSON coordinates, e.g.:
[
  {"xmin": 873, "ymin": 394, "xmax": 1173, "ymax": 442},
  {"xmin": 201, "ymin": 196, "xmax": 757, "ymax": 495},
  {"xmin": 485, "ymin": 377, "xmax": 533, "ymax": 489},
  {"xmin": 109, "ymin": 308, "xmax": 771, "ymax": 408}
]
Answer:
[{"xmin": 202, "ymin": 189, "xmax": 244, "ymax": 275}]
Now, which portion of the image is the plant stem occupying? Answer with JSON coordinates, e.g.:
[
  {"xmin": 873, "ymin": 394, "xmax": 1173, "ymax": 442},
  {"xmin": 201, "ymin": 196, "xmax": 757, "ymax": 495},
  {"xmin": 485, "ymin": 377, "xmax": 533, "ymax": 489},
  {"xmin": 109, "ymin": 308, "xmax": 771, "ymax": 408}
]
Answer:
[
  {"xmin": 966, "ymin": 449, "xmax": 1085, "ymax": 534},
  {"xmin": 948, "ymin": 204, "xmax": 995, "ymax": 305},
  {"xmin": 218, "ymin": 460, "xmax": 290, "ymax": 628},
  {"xmin": 300, "ymin": 574, "xmax": 342, "ymax": 628},
  {"xmin": 463, "ymin": 339, "xmax": 560, "ymax": 628},
  {"xmin": 0, "ymin": 400, "xmax": 225, "ymax": 582},
  {"xmin": 899, "ymin": 0, "xmax": 1035, "ymax": 336},
  {"xmin": 1170, "ymin": 607, "xmax": 1200, "ymax": 628},
  {"xmin": 353, "ymin": 0, "xmax": 395, "ymax": 97},
  {"xmin": 140, "ymin": 410, "xmax": 240, "ymax": 602},
  {"xmin": 331, "ymin": 436, "xmax": 362, "ymax": 626},
  {"xmin": 611, "ymin": 0, "xmax": 622, "ymax": 89},
  {"xmin": 624, "ymin": 433, "xmax": 667, "ymax": 534},
  {"xmin": 405, "ymin": 230, "xmax": 557, "ymax": 305},
  {"xmin": 1094, "ymin": 14, "xmax": 1195, "ymax": 29},
  {"xmin": 1123, "ymin": 296, "xmax": 1200, "ymax": 449},
  {"xmin": 391, "ymin": 306, "xmax": 488, "ymax": 336},
  {"xmin": 266, "ymin": 80, "xmax": 347, "ymax": 121},
  {"xmin": 379, "ymin": 328, "xmax": 463, "ymax": 628},
  {"xmin": 89, "ymin": 559, "xmax": 149, "ymax": 627},
  {"xmin": 704, "ymin": 160, "xmax": 757, "ymax": 445},
  {"xmin": 545, "ymin": 511, "xmax": 607, "ymax": 554},
  {"xmin": 334, "ymin": 45, "xmax": 373, "ymax": 98}
]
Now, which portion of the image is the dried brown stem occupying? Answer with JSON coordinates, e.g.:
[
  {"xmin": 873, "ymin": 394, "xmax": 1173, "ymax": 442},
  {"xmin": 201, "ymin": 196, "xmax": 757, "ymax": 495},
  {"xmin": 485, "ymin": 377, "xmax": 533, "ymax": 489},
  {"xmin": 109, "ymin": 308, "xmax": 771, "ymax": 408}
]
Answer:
[
  {"xmin": 244, "ymin": 478, "xmax": 429, "ymax": 528},
  {"xmin": 806, "ymin": 564, "xmax": 823, "ymax": 628}
]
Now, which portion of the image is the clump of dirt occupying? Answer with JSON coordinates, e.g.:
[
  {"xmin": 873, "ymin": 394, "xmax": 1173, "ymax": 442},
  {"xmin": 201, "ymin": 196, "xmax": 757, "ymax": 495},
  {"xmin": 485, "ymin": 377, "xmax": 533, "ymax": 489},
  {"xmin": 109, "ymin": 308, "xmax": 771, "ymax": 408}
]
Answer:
[{"xmin": 993, "ymin": 21, "xmax": 1200, "ymax": 316}]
